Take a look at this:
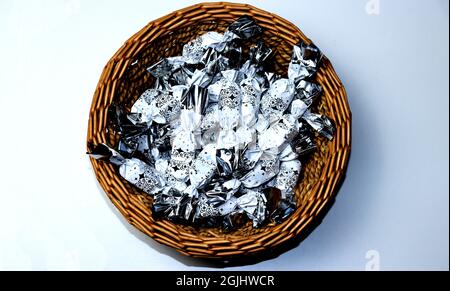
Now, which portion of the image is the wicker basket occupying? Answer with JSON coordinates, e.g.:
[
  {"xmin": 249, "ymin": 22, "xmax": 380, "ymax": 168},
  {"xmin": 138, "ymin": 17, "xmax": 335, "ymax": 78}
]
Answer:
[{"xmin": 87, "ymin": 2, "xmax": 351, "ymax": 260}]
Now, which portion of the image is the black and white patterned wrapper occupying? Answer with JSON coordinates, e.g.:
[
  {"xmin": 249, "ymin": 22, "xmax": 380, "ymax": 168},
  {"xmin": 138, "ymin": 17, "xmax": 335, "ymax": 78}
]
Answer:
[
  {"xmin": 260, "ymin": 78, "xmax": 296, "ymax": 123},
  {"xmin": 89, "ymin": 144, "xmax": 165, "ymax": 195}
]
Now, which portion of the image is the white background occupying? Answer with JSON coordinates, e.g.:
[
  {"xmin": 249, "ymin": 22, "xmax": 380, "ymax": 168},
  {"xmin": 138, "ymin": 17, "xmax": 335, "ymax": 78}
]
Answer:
[{"xmin": 0, "ymin": 0, "xmax": 448, "ymax": 271}]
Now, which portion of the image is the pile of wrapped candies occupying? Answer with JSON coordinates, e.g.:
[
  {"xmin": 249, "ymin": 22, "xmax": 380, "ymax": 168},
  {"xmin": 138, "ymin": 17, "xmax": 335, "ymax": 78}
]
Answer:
[{"xmin": 89, "ymin": 17, "xmax": 334, "ymax": 230}]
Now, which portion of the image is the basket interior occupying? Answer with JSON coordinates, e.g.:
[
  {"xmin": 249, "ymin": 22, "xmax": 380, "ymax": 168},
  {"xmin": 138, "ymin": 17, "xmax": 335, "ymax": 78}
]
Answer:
[{"xmin": 98, "ymin": 19, "xmax": 331, "ymax": 238}]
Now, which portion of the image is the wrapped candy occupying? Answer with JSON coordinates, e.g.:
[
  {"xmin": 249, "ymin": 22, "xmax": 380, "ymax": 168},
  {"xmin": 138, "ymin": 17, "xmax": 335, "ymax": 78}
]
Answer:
[
  {"xmin": 258, "ymin": 114, "xmax": 301, "ymax": 151},
  {"xmin": 236, "ymin": 77, "xmax": 262, "ymax": 147},
  {"xmin": 302, "ymin": 110, "xmax": 335, "ymax": 140},
  {"xmin": 270, "ymin": 159, "xmax": 302, "ymax": 200},
  {"xmin": 291, "ymin": 121, "xmax": 317, "ymax": 156},
  {"xmin": 237, "ymin": 190, "xmax": 267, "ymax": 227},
  {"xmin": 270, "ymin": 199, "xmax": 296, "ymax": 224},
  {"xmin": 194, "ymin": 194, "xmax": 221, "ymax": 219},
  {"xmin": 215, "ymin": 72, "xmax": 243, "ymax": 149},
  {"xmin": 248, "ymin": 41, "xmax": 273, "ymax": 69},
  {"xmin": 168, "ymin": 148, "xmax": 195, "ymax": 182},
  {"xmin": 288, "ymin": 42, "xmax": 323, "ymax": 82},
  {"xmin": 152, "ymin": 188, "xmax": 184, "ymax": 218},
  {"xmin": 89, "ymin": 16, "xmax": 335, "ymax": 231},
  {"xmin": 154, "ymin": 157, "xmax": 187, "ymax": 193},
  {"xmin": 201, "ymin": 103, "xmax": 221, "ymax": 145},
  {"xmin": 241, "ymin": 79, "xmax": 261, "ymax": 128},
  {"xmin": 201, "ymin": 103, "xmax": 220, "ymax": 131},
  {"xmin": 240, "ymin": 148, "xmax": 280, "ymax": 188},
  {"xmin": 201, "ymin": 47, "xmax": 229, "ymax": 75},
  {"xmin": 216, "ymin": 148, "xmax": 240, "ymax": 178},
  {"xmin": 147, "ymin": 56, "xmax": 186, "ymax": 79},
  {"xmin": 152, "ymin": 188, "xmax": 195, "ymax": 221},
  {"xmin": 260, "ymin": 78, "xmax": 296, "ymax": 121},
  {"xmin": 89, "ymin": 144, "xmax": 164, "ymax": 195},
  {"xmin": 182, "ymin": 85, "xmax": 209, "ymax": 115},
  {"xmin": 226, "ymin": 16, "xmax": 263, "ymax": 40},
  {"xmin": 186, "ymin": 69, "xmax": 213, "ymax": 88},
  {"xmin": 204, "ymin": 178, "xmax": 241, "ymax": 200},
  {"xmin": 171, "ymin": 109, "xmax": 203, "ymax": 152},
  {"xmin": 129, "ymin": 89, "xmax": 166, "ymax": 125},
  {"xmin": 182, "ymin": 31, "xmax": 225, "ymax": 64},
  {"xmin": 107, "ymin": 103, "xmax": 148, "ymax": 137},
  {"xmin": 294, "ymin": 80, "xmax": 322, "ymax": 107},
  {"xmin": 130, "ymin": 89, "xmax": 182, "ymax": 125},
  {"xmin": 189, "ymin": 144, "xmax": 217, "ymax": 189},
  {"xmin": 240, "ymin": 144, "xmax": 263, "ymax": 171}
]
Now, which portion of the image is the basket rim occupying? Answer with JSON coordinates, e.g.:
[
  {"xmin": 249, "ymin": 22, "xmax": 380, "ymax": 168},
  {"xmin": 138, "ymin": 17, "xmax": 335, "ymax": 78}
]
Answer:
[{"xmin": 87, "ymin": 1, "xmax": 352, "ymax": 258}]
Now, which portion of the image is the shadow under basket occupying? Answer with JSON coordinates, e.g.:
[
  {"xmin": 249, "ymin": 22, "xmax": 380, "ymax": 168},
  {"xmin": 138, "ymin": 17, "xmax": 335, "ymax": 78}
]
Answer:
[{"xmin": 87, "ymin": 2, "xmax": 351, "ymax": 259}]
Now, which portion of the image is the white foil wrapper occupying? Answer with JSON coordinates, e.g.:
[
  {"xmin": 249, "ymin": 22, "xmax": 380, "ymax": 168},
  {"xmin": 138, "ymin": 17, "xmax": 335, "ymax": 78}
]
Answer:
[
  {"xmin": 89, "ymin": 144, "xmax": 165, "ymax": 195},
  {"xmin": 172, "ymin": 109, "xmax": 203, "ymax": 152},
  {"xmin": 155, "ymin": 158, "xmax": 188, "ymax": 193},
  {"xmin": 237, "ymin": 190, "xmax": 267, "ymax": 227},
  {"xmin": 258, "ymin": 114, "xmax": 301, "ymax": 151},
  {"xmin": 270, "ymin": 160, "xmax": 302, "ymax": 200},
  {"xmin": 241, "ymin": 144, "xmax": 263, "ymax": 171},
  {"xmin": 260, "ymin": 78, "xmax": 295, "ymax": 121},
  {"xmin": 189, "ymin": 144, "xmax": 217, "ymax": 189},
  {"xmin": 240, "ymin": 148, "xmax": 280, "ymax": 188},
  {"xmin": 236, "ymin": 77, "xmax": 262, "ymax": 147},
  {"xmin": 130, "ymin": 88, "xmax": 182, "ymax": 126},
  {"xmin": 130, "ymin": 89, "xmax": 166, "ymax": 125},
  {"xmin": 168, "ymin": 148, "xmax": 195, "ymax": 182},
  {"xmin": 195, "ymin": 194, "xmax": 220, "ymax": 219},
  {"xmin": 119, "ymin": 158, "xmax": 165, "ymax": 195},
  {"xmin": 201, "ymin": 103, "xmax": 220, "ymax": 131},
  {"xmin": 182, "ymin": 32, "xmax": 225, "ymax": 64}
]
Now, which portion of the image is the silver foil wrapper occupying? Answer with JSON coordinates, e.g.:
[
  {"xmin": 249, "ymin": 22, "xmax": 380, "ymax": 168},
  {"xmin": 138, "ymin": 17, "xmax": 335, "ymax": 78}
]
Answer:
[
  {"xmin": 147, "ymin": 56, "xmax": 185, "ymax": 79},
  {"xmin": 89, "ymin": 144, "xmax": 164, "ymax": 195},
  {"xmin": 237, "ymin": 190, "xmax": 267, "ymax": 227},
  {"xmin": 291, "ymin": 121, "xmax": 317, "ymax": 156},
  {"xmin": 226, "ymin": 16, "xmax": 263, "ymax": 40},
  {"xmin": 152, "ymin": 188, "xmax": 195, "ymax": 221},
  {"xmin": 288, "ymin": 42, "xmax": 323, "ymax": 82},
  {"xmin": 248, "ymin": 41, "xmax": 272, "ymax": 68},
  {"xmin": 216, "ymin": 147, "xmax": 240, "ymax": 178},
  {"xmin": 302, "ymin": 110, "xmax": 335, "ymax": 140}
]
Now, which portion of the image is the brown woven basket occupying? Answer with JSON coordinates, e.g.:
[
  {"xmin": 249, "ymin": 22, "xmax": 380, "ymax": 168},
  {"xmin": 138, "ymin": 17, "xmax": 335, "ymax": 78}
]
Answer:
[{"xmin": 87, "ymin": 2, "xmax": 351, "ymax": 260}]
